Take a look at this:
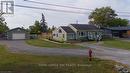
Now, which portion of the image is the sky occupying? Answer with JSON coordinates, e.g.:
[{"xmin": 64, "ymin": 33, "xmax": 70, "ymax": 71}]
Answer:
[{"xmin": 2, "ymin": 0, "xmax": 130, "ymax": 29}]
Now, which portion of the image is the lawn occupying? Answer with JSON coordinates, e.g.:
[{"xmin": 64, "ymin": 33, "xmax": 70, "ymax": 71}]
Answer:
[
  {"xmin": 0, "ymin": 45, "xmax": 119, "ymax": 73},
  {"xmin": 103, "ymin": 39, "xmax": 130, "ymax": 50},
  {"xmin": 26, "ymin": 39, "xmax": 85, "ymax": 49}
]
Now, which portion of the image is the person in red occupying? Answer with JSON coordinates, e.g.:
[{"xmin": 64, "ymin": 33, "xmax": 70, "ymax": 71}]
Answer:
[{"xmin": 88, "ymin": 48, "xmax": 92, "ymax": 61}]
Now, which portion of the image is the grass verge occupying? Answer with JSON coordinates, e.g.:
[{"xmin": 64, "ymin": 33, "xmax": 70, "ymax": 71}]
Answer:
[
  {"xmin": 26, "ymin": 39, "xmax": 85, "ymax": 49},
  {"xmin": 0, "ymin": 45, "xmax": 120, "ymax": 73},
  {"xmin": 103, "ymin": 39, "xmax": 130, "ymax": 50}
]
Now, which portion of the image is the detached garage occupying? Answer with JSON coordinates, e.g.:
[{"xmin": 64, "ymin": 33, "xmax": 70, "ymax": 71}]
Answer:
[{"xmin": 6, "ymin": 27, "xmax": 29, "ymax": 40}]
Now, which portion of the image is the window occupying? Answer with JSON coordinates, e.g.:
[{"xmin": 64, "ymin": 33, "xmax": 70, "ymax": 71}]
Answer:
[
  {"xmin": 81, "ymin": 32, "xmax": 84, "ymax": 36},
  {"xmin": 59, "ymin": 29, "xmax": 62, "ymax": 33},
  {"xmin": 63, "ymin": 34, "xmax": 64, "ymax": 38}
]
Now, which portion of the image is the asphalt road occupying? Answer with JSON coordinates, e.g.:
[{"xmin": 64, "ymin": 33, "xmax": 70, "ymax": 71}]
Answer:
[{"xmin": 0, "ymin": 40, "xmax": 130, "ymax": 67}]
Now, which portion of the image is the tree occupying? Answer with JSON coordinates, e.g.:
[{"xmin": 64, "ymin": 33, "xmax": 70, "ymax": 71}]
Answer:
[
  {"xmin": 0, "ymin": 13, "xmax": 9, "ymax": 33},
  {"xmin": 40, "ymin": 13, "xmax": 48, "ymax": 33},
  {"xmin": 52, "ymin": 25, "xmax": 56, "ymax": 31},
  {"xmin": 108, "ymin": 18, "xmax": 128, "ymax": 27},
  {"xmin": 29, "ymin": 21, "xmax": 41, "ymax": 34},
  {"xmin": 47, "ymin": 25, "xmax": 56, "ymax": 33},
  {"xmin": 89, "ymin": 7, "xmax": 117, "ymax": 27}
]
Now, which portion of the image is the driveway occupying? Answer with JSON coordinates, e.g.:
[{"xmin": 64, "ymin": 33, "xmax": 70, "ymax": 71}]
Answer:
[
  {"xmin": 0, "ymin": 40, "xmax": 130, "ymax": 67},
  {"xmin": 0, "ymin": 40, "xmax": 88, "ymax": 56}
]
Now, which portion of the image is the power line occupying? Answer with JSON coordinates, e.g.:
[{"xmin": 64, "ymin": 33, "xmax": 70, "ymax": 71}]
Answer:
[
  {"xmin": 1, "ymin": 3, "xmax": 128, "ymax": 17},
  {"xmin": 14, "ymin": 5, "xmax": 130, "ymax": 17},
  {"xmin": 116, "ymin": 12, "xmax": 130, "ymax": 14},
  {"xmin": 14, "ymin": 4, "xmax": 89, "ymax": 14},
  {"xmin": 24, "ymin": 0, "xmax": 130, "ymax": 14},
  {"xmin": 24, "ymin": 0, "xmax": 93, "ymax": 11}
]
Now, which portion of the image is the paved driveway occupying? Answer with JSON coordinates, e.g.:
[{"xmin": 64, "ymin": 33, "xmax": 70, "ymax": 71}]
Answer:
[
  {"xmin": 0, "ymin": 40, "xmax": 88, "ymax": 56},
  {"xmin": 0, "ymin": 40, "xmax": 130, "ymax": 67}
]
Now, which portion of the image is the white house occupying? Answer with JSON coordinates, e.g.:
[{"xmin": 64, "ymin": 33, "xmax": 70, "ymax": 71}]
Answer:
[{"xmin": 52, "ymin": 24, "xmax": 103, "ymax": 41}]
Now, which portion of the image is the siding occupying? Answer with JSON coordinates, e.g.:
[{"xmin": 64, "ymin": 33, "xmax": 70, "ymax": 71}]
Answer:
[{"xmin": 52, "ymin": 27, "xmax": 67, "ymax": 41}]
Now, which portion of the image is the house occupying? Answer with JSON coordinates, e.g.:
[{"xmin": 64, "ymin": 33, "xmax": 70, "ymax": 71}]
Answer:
[
  {"xmin": 103, "ymin": 26, "xmax": 130, "ymax": 38},
  {"xmin": 52, "ymin": 24, "xmax": 103, "ymax": 41},
  {"xmin": 6, "ymin": 27, "xmax": 29, "ymax": 40}
]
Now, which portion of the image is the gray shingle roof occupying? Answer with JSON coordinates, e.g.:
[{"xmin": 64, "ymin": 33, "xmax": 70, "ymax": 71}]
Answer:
[
  {"xmin": 107, "ymin": 26, "xmax": 130, "ymax": 30},
  {"xmin": 70, "ymin": 24, "xmax": 99, "ymax": 30},
  {"xmin": 61, "ymin": 26, "xmax": 75, "ymax": 33},
  {"xmin": 7, "ymin": 27, "xmax": 26, "ymax": 32}
]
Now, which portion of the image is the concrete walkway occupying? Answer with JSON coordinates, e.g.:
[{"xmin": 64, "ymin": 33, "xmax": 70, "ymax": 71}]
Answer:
[{"xmin": 0, "ymin": 40, "xmax": 130, "ymax": 67}]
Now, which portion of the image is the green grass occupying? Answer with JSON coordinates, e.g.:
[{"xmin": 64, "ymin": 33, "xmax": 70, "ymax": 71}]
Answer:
[
  {"xmin": 0, "ymin": 45, "xmax": 120, "ymax": 73},
  {"xmin": 103, "ymin": 39, "xmax": 130, "ymax": 50},
  {"xmin": 26, "ymin": 39, "xmax": 85, "ymax": 49}
]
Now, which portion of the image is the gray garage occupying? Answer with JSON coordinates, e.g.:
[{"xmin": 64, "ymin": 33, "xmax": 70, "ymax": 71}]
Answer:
[{"xmin": 6, "ymin": 27, "xmax": 29, "ymax": 40}]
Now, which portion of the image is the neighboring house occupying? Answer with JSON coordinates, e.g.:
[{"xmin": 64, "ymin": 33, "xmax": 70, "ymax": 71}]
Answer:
[
  {"xmin": 6, "ymin": 27, "xmax": 29, "ymax": 40},
  {"xmin": 52, "ymin": 24, "xmax": 103, "ymax": 41},
  {"xmin": 103, "ymin": 26, "xmax": 130, "ymax": 38}
]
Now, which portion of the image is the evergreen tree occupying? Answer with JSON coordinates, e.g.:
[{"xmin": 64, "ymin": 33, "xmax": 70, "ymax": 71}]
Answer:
[
  {"xmin": 40, "ymin": 13, "xmax": 48, "ymax": 33},
  {"xmin": 52, "ymin": 25, "xmax": 56, "ymax": 31}
]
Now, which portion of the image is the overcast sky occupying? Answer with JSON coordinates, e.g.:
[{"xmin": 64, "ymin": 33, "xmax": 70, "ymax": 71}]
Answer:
[{"xmin": 2, "ymin": 0, "xmax": 130, "ymax": 29}]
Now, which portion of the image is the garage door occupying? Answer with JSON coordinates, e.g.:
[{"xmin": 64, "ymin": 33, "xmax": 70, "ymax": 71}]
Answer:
[{"xmin": 12, "ymin": 33, "xmax": 25, "ymax": 40}]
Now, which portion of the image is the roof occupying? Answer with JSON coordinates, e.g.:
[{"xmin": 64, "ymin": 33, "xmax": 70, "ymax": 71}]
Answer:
[
  {"xmin": 106, "ymin": 26, "xmax": 130, "ymax": 31},
  {"xmin": 61, "ymin": 26, "xmax": 75, "ymax": 33},
  {"xmin": 7, "ymin": 27, "xmax": 26, "ymax": 32},
  {"xmin": 70, "ymin": 24, "xmax": 99, "ymax": 30}
]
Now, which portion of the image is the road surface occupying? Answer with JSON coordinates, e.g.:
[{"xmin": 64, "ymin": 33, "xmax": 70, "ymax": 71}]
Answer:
[{"xmin": 0, "ymin": 40, "xmax": 130, "ymax": 67}]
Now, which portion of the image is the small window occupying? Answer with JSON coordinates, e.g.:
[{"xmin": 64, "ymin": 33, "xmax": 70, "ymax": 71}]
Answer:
[
  {"xmin": 63, "ymin": 34, "xmax": 64, "ymax": 38},
  {"xmin": 59, "ymin": 29, "xmax": 62, "ymax": 33},
  {"xmin": 81, "ymin": 32, "xmax": 84, "ymax": 36}
]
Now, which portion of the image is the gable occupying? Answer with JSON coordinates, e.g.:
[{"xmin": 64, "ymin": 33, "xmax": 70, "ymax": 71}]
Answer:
[{"xmin": 8, "ymin": 28, "xmax": 27, "ymax": 33}]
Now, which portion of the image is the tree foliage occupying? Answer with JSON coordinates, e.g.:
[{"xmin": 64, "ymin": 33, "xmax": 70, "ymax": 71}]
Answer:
[
  {"xmin": 29, "ymin": 13, "xmax": 49, "ymax": 34},
  {"xmin": 89, "ymin": 7, "xmax": 128, "ymax": 27},
  {"xmin": 0, "ymin": 13, "xmax": 9, "ymax": 33},
  {"xmin": 108, "ymin": 18, "xmax": 128, "ymax": 27},
  {"xmin": 29, "ymin": 21, "xmax": 41, "ymax": 34},
  {"xmin": 52, "ymin": 25, "xmax": 56, "ymax": 31}
]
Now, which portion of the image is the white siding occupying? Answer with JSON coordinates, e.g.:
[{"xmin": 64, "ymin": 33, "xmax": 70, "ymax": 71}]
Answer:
[{"xmin": 52, "ymin": 27, "xmax": 67, "ymax": 41}]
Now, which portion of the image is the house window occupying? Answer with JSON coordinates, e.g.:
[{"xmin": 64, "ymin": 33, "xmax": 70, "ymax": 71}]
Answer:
[
  {"xmin": 59, "ymin": 29, "xmax": 62, "ymax": 33},
  {"xmin": 81, "ymin": 32, "xmax": 84, "ymax": 36},
  {"xmin": 63, "ymin": 34, "xmax": 64, "ymax": 38}
]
